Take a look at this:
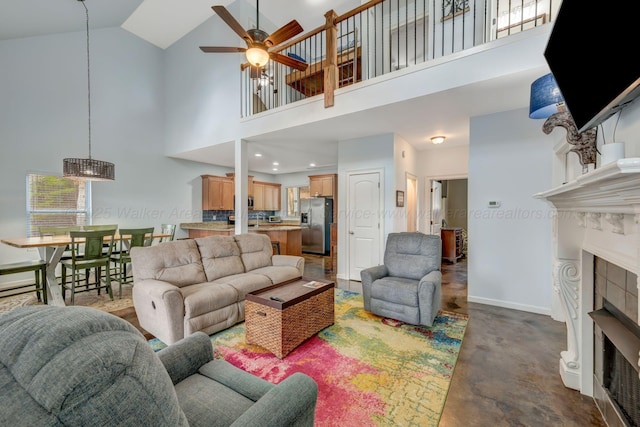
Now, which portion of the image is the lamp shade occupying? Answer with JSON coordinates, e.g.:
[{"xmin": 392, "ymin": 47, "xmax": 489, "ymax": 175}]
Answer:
[
  {"xmin": 64, "ymin": 158, "xmax": 115, "ymax": 181},
  {"xmin": 529, "ymin": 73, "xmax": 565, "ymax": 119}
]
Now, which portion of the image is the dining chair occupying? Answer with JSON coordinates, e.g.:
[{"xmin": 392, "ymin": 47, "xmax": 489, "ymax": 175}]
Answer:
[
  {"xmin": 110, "ymin": 227, "xmax": 154, "ymax": 297},
  {"xmin": 38, "ymin": 225, "xmax": 83, "ymax": 286},
  {"xmin": 0, "ymin": 259, "xmax": 47, "ymax": 303},
  {"xmin": 59, "ymin": 228, "xmax": 117, "ymax": 305},
  {"xmin": 159, "ymin": 224, "xmax": 176, "ymax": 243}
]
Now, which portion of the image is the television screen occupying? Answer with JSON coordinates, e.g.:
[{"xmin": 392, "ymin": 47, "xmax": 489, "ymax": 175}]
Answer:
[{"xmin": 543, "ymin": 0, "xmax": 640, "ymax": 133}]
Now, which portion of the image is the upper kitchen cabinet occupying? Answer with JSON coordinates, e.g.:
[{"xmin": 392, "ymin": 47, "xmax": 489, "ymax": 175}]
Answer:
[
  {"xmin": 254, "ymin": 181, "xmax": 281, "ymax": 211},
  {"xmin": 225, "ymin": 173, "xmax": 254, "ymax": 197},
  {"xmin": 309, "ymin": 174, "xmax": 337, "ymax": 198},
  {"xmin": 202, "ymin": 175, "xmax": 234, "ymax": 210}
]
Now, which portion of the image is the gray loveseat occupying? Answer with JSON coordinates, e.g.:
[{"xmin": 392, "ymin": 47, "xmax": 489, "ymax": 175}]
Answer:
[
  {"xmin": 0, "ymin": 305, "xmax": 318, "ymax": 426},
  {"xmin": 130, "ymin": 233, "xmax": 305, "ymax": 345}
]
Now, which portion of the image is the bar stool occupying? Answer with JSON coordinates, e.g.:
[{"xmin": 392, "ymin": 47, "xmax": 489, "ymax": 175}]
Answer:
[
  {"xmin": 271, "ymin": 241, "xmax": 281, "ymax": 255},
  {"xmin": 0, "ymin": 259, "xmax": 47, "ymax": 303}
]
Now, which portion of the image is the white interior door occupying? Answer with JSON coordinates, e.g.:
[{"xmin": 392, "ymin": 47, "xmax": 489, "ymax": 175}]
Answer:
[
  {"xmin": 406, "ymin": 174, "xmax": 417, "ymax": 232},
  {"xmin": 348, "ymin": 171, "xmax": 382, "ymax": 280},
  {"xmin": 430, "ymin": 180, "xmax": 443, "ymax": 235}
]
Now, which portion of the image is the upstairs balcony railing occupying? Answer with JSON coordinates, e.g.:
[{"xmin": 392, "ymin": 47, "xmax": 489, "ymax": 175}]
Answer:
[{"xmin": 241, "ymin": 0, "xmax": 559, "ymax": 117}]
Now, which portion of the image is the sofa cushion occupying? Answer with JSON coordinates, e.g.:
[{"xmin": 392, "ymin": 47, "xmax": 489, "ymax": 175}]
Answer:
[
  {"xmin": 249, "ymin": 266, "xmax": 303, "ymax": 286},
  {"xmin": 212, "ymin": 272, "xmax": 272, "ymax": 300},
  {"xmin": 131, "ymin": 239, "xmax": 206, "ymax": 288},
  {"xmin": 195, "ymin": 236, "xmax": 245, "ymax": 281},
  {"xmin": 181, "ymin": 282, "xmax": 240, "ymax": 317},
  {"xmin": 234, "ymin": 234, "xmax": 273, "ymax": 271}
]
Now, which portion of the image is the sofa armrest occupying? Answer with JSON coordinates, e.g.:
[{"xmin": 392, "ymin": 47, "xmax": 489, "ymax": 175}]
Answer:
[
  {"xmin": 132, "ymin": 279, "xmax": 186, "ymax": 345},
  {"xmin": 230, "ymin": 372, "xmax": 318, "ymax": 427},
  {"xmin": 157, "ymin": 332, "xmax": 213, "ymax": 385},
  {"xmin": 272, "ymin": 255, "xmax": 305, "ymax": 276}
]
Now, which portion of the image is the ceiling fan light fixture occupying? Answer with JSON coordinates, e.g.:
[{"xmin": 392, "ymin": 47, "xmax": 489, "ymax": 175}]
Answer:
[{"xmin": 246, "ymin": 46, "xmax": 270, "ymax": 68}]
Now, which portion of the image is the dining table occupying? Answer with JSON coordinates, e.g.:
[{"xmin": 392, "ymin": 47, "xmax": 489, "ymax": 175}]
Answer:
[{"xmin": 1, "ymin": 232, "xmax": 171, "ymax": 306}]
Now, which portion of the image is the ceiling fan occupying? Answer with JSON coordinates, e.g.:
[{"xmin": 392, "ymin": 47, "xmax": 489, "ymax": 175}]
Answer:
[{"xmin": 200, "ymin": 1, "xmax": 309, "ymax": 72}]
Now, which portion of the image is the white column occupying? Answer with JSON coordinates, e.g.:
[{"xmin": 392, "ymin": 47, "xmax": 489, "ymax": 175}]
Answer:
[{"xmin": 234, "ymin": 139, "xmax": 248, "ymax": 235}]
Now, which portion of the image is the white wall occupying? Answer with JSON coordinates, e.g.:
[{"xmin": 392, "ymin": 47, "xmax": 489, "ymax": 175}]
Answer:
[
  {"xmin": 336, "ymin": 134, "xmax": 393, "ymax": 278},
  {"xmin": 467, "ymin": 107, "xmax": 553, "ymax": 314},
  {"xmin": 393, "ymin": 135, "xmax": 418, "ymax": 232},
  {"xmin": 0, "ymin": 28, "xmax": 220, "ymax": 278},
  {"xmin": 419, "ymin": 145, "xmax": 469, "ymax": 233}
]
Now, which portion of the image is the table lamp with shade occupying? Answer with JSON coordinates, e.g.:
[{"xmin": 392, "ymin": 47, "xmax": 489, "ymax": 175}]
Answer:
[{"xmin": 529, "ymin": 73, "xmax": 598, "ymax": 173}]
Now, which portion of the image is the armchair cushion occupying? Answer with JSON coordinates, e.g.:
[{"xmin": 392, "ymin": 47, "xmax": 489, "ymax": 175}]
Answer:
[{"xmin": 384, "ymin": 231, "xmax": 441, "ymax": 279}]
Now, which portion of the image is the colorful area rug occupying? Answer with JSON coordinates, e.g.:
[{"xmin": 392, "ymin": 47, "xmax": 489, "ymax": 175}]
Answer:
[{"xmin": 150, "ymin": 289, "xmax": 468, "ymax": 426}]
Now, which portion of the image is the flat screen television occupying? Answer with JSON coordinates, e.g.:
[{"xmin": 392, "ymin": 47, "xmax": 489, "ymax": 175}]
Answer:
[{"xmin": 543, "ymin": 0, "xmax": 640, "ymax": 133}]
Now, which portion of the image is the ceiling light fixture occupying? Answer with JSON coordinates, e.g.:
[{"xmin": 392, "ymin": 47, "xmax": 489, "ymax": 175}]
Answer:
[
  {"xmin": 63, "ymin": 0, "xmax": 115, "ymax": 182},
  {"xmin": 309, "ymin": 163, "xmax": 316, "ymax": 167},
  {"xmin": 254, "ymin": 153, "xmax": 262, "ymax": 157},
  {"xmin": 245, "ymin": 45, "xmax": 270, "ymax": 68},
  {"xmin": 431, "ymin": 136, "xmax": 446, "ymax": 145},
  {"xmin": 273, "ymin": 161, "xmax": 279, "ymax": 166}
]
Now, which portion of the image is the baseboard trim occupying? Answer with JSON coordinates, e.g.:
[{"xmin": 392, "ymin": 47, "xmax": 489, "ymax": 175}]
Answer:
[{"xmin": 467, "ymin": 295, "xmax": 551, "ymax": 316}]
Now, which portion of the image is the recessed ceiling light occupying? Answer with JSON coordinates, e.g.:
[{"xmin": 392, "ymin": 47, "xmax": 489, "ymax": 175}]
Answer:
[
  {"xmin": 272, "ymin": 168, "xmax": 278, "ymax": 171},
  {"xmin": 254, "ymin": 153, "xmax": 262, "ymax": 157},
  {"xmin": 309, "ymin": 163, "xmax": 316, "ymax": 167},
  {"xmin": 273, "ymin": 161, "xmax": 279, "ymax": 166}
]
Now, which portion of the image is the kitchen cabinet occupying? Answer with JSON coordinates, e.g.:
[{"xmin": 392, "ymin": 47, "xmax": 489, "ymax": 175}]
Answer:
[
  {"xmin": 309, "ymin": 174, "xmax": 337, "ymax": 198},
  {"xmin": 253, "ymin": 181, "xmax": 281, "ymax": 211},
  {"xmin": 225, "ymin": 173, "xmax": 254, "ymax": 197},
  {"xmin": 201, "ymin": 175, "xmax": 234, "ymax": 211},
  {"xmin": 441, "ymin": 228, "xmax": 463, "ymax": 263}
]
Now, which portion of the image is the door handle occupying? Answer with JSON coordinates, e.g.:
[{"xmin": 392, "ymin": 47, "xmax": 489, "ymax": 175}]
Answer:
[{"xmin": 349, "ymin": 231, "xmax": 354, "ymax": 235}]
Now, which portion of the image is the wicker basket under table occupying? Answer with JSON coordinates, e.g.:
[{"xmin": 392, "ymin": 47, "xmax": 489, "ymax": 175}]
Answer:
[{"xmin": 245, "ymin": 277, "xmax": 335, "ymax": 359}]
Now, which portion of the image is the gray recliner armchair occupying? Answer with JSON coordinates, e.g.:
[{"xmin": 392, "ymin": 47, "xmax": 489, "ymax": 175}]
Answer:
[
  {"xmin": 0, "ymin": 306, "xmax": 318, "ymax": 427},
  {"xmin": 360, "ymin": 232, "xmax": 442, "ymax": 327}
]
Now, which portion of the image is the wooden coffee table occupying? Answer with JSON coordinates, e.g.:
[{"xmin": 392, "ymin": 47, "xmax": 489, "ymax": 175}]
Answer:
[{"xmin": 245, "ymin": 277, "xmax": 335, "ymax": 358}]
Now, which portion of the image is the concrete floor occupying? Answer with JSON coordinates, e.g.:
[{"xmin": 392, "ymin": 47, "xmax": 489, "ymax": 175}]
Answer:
[{"xmin": 302, "ymin": 254, "xmax": 606, "ymax": 426}]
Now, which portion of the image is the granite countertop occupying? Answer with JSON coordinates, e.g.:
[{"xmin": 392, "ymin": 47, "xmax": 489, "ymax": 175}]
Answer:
[{"xmin": 180, "ymin": 222, "xmax": 302, "ymax": 231}]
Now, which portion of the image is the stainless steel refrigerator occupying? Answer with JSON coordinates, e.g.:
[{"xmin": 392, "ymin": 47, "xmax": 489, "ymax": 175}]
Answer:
[{"xmin": 301, "ymin": 197, "xmax": 333, "ymax": 255}]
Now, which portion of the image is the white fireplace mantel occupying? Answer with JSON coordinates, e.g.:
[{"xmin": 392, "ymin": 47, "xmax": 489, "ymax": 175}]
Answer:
[{"xmin": 534, "ymin": 157, "xmax": 640, "ymax": 396}]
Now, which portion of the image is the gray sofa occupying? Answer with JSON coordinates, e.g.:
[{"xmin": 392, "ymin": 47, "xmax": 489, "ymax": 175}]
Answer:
[
  {"xmin": 360, "ymin": 232, "xmax": 442, "ymax": 327},
  {"xmin": 0, "ymin": 305, "xmax": 318, "ymax": 426},
  {"xmin": 130, "ymin": 233, "xmax": 305, "ymax": 345}
]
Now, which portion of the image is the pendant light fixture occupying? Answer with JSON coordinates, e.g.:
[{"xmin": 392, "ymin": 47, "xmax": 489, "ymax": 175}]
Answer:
[{"xmin": 63, "ymin": 0, "xmax": 115, "ymax": 181}]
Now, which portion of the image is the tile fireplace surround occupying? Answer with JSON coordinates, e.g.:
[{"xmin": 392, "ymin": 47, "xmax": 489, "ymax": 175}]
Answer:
[{"xmin": 536, "ymin": 158, "xmax": 640, "ymax": 401}]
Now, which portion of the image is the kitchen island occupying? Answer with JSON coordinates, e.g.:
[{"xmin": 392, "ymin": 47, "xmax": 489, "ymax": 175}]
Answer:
[{"xmin": 180, "ymin": 222, "xmax": 302, "ymax": 256}]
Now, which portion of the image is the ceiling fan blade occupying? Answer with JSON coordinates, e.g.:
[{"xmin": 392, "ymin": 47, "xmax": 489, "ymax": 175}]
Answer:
[
  {"xmin": 270, "ymin": 52, "xmax": 308, "ymax": 71},
  {"xmin": 200, "ymin": 46, "xmax": 247, "ymax": 53},
  {"xmin": 212, "ymin": 5, "xmax": 253, "ymax": 44},
  {"xmin": 264, "ymin": 20, "xmax": 304, "ymax": 47}
]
